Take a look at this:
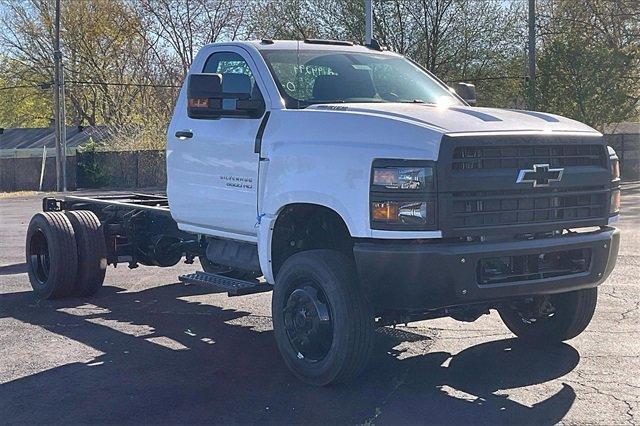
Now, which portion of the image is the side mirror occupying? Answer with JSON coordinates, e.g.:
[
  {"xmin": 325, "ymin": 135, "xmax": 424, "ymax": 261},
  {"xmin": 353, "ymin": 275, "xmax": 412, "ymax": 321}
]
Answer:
[
  {"xmin": 187, "ymin": 73, "xmax": 264, "ymax": 119},
  {"xmin": 455, "ymin": 82, "xmax": 476, "ymax": 106}
]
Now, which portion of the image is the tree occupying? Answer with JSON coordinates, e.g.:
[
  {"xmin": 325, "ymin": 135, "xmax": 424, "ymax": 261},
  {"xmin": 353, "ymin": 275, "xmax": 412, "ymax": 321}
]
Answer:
[
  {"xmin": 136, "ymin": 0, "xmax": 253, "ymax": 75},
  {"xmin": 0, "ymin": 56, "xmax": 52, "ymax": 127},
  {"xmin": 536, "ymin": 0, "xmax": 640, "ymax": 128},
  {"xmin": 0, "ymin": 0, "xmax": 159, "ymax": 127},
  {"xmin": 0, "ymin": 0, "xmax": 636, "ymax": 137},
  {"xmin": 248, "ymin": 0, "xmax": 526, "ymax": 108}
]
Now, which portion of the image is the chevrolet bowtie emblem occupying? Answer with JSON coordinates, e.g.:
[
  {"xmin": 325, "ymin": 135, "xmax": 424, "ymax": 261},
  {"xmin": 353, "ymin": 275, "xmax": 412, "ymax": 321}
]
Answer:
[{"xmin": 516, "ymin": 164, "xmax": 564, "ymax": 187}]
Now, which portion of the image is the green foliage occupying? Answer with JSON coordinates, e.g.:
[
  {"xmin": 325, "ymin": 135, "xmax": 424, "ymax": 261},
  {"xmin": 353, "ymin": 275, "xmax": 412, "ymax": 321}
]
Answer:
[
  {"xmin": 76, "ymin": 138, "xmax": 110, "ymax": 187},
  {"xmin": 0, "ymin": 56, "xmax": 51, "ymax": 128},
  {"xmin": 535, "ymin": 0, "xmax": 640, "ymax": 128},
  {"xmin": 537, "ymin": 41, "xmax": 637, "ymax": 128},
  {"xmin": 0, "ymin": 0, "xmax": 637, "ymax": 137}
]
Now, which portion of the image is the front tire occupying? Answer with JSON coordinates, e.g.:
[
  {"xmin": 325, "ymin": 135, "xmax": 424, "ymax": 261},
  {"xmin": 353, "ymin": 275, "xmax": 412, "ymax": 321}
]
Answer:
[
  {"xmin": 272, "ymin": 249, "xmax": 374, "ymax": 386},
  {"xmin": 26, "ymin": 212, "xmax": 78, "ymax": 299},
  {"xmin": 499, "ymin": 288, "xmax": 598, "ymax": 342}
]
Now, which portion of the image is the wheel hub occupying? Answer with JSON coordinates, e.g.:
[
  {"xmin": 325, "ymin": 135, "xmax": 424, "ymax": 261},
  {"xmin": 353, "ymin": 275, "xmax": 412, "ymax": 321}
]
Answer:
[
  {"xmin": 283, "ymin": 284, "xmax": 333, "ymax": 362},
  {"xmin": 513, "ymin": 296, "xmax": 557, "ymax": 324},
  {"xmin": 293, "ymin": 308, "xmax": 308, "ymax": 328}
]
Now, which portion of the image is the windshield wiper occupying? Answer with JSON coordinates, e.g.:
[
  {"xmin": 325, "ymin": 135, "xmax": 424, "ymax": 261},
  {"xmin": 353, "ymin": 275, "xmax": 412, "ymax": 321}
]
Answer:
[{"xmin": 306, "ymin": 99, "xmax": 389, "ymax": 105}]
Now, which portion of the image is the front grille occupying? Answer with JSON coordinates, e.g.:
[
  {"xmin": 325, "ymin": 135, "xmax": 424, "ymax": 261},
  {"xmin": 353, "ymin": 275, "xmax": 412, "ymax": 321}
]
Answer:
[
  {"xmin": 451, "ymin": 187, "xmax": 607, "ymax": 228},
  {"xmin": 438, "ymin": 135, "xmax": 611, "ymax": 237},
  {"xmin": 452, "ymin": 144, "xmax": 605, "ymax": 170}
]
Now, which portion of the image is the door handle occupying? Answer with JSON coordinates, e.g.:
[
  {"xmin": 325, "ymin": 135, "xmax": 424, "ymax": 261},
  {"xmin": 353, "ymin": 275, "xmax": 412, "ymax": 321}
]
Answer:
[{"xmin": 175, "ymin": 130, "xmax": 193, "ymax": 140}]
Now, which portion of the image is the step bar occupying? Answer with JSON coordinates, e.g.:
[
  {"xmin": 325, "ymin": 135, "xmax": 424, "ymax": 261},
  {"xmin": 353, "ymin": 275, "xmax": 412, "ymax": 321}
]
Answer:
[{"xmin": 178, "ymin": 271, "xmax": 273, "ymax": 296}]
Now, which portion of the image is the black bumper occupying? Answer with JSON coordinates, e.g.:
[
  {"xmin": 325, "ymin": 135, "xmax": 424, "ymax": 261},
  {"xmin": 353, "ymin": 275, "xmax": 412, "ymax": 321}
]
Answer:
[{"xmin": 353, "ymin": 227, "xmax": 620, "ymax": 312}]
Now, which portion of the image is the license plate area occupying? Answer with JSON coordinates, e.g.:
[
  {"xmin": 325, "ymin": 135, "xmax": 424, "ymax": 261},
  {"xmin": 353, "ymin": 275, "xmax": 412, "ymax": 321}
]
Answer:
[{"xmin": 478, "ymin": 248, "xmax": 591, "ymax": 285}]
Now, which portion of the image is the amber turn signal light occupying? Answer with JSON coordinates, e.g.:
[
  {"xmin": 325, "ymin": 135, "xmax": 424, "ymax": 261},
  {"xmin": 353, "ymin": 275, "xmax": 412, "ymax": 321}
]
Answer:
[
  {"xmin": 372, "ymin": 201, "xmax": 399, "ymax": 221},
  {"xmin": 188, "ymin": 98, "xmax": 209, "ymax": 108}
]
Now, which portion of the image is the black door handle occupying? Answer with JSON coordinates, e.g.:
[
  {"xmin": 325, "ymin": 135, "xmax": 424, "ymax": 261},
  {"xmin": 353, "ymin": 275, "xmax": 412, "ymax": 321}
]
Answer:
[{"xmin": 175, "ymin": 130, "xmax": 193, "ymax": 139}]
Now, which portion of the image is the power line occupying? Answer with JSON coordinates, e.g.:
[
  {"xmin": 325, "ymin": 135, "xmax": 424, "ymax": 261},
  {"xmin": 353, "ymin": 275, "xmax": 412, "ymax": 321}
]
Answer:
[
  {"xmin": 65, "ymin": 80, "xmax": 181, "ymax": 88},
  {"xmin": 0, "ymin": 81, "xmax": 181, "ymax": 91},
  {"xmin": 0, "ymin": 84, "xmax": 46, "ymax": 91},
  {"xmin": 447, "ymin": 76, "xmax": 524, "ymax": 83}
]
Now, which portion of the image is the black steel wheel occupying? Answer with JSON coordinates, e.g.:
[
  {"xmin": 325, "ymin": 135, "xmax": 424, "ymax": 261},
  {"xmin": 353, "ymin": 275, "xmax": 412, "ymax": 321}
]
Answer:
[
  {"xmin": 26, "ymin": 212, "xmax": 78, "ymax": 299},
  {"xmin": 499, "ymin": 288, "xmax": 598, "ymax": 342},
  {"xmin": 283, "ymin": 283, "xmax": 333, "ymax": 362},
  {"xmin": 272, "ymin": 249, "xmax": 374, "ymax": 386}
]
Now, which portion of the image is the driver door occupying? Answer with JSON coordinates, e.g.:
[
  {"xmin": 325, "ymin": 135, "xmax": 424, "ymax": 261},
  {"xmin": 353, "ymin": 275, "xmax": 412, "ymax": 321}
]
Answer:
[{"xmin": 167, "ymin": 47, "xmax": 266, "ymax": 240}]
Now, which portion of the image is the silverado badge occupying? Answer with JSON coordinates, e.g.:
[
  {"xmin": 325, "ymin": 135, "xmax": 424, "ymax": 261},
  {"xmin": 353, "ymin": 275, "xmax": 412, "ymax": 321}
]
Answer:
[{"xmin": 516, "ymin": 164, "xmax": 564, "ymax": 187}]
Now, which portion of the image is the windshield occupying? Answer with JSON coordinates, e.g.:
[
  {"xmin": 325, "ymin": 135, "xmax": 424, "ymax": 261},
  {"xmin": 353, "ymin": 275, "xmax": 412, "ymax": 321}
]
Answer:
[{"xmin": 260, "ymin": 49, "xmax": 462, "ymax": 109}]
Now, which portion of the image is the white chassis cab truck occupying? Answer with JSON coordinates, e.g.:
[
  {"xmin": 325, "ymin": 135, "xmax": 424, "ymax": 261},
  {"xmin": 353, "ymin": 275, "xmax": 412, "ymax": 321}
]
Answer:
[{"xmin": 27, "ymin": 39, "xmax": 621, "ymax": 386}]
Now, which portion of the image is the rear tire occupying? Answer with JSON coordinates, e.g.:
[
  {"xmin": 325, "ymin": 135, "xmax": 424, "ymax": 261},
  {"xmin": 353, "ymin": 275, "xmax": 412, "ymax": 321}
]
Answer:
[
  {"xmin": 499, "ymin": 288, "xmax": 598, "ymax": 342},
  {"xmin": 65, "ymin": 210, "xmax": 107, "ymax": 296},
  {"xmin": 26, "ymin": 212, "xmax": 78, "ymax": 299},
  {"xmin": 272, "ymin": 249, "xmax": 374, "ymax": 386}
]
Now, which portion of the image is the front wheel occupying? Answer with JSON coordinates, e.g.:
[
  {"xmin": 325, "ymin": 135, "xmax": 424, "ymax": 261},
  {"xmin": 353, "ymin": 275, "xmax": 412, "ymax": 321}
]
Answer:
[
  {"xmin": 498, "ymin": 288, "xmax": 598, "ymax": 342},
  {"xmin": 272, "ymin": 249, "xmax": 374, "ymax": 386}
]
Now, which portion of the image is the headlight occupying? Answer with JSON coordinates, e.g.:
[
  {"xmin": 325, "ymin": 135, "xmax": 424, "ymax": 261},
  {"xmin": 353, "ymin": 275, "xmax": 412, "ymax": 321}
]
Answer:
[
  {"xmin": 608, "ymin": 146, "xmax": 620, "ymax": 181},
  {"xmin": 371, "ymin": 200, "xmax": 435, "ymax": 226},
  {"xmin": 608, "ymin": 147, "xmax": 620, "ymax": 216},
  {"xmin": 372, "ymin": 166, "xmax": 434, "ymax": 191},
  {"xmin": 370, "ymin": 160, "xmax": 437, "ymax": 230}
]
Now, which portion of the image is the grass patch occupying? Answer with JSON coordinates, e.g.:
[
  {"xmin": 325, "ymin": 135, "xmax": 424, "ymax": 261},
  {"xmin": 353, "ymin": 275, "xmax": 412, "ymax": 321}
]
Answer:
[{"xmin": 0, "ymin": 191, "xmax": 41, "ymax": 199}]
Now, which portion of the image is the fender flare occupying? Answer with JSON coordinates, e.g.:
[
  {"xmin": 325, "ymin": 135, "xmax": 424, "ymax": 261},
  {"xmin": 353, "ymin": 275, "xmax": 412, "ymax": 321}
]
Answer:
[{"xmin": 257, "ymin": 202, "xmax": 353, "ymax": 284}]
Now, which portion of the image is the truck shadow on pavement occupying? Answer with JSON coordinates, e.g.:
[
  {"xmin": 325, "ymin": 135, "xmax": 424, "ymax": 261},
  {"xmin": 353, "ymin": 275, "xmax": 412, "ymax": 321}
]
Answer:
[
  {"xmin": 0, "ymin": 282, "xmax": 579, "ymax": 425},
  {"xmin": 0, "ymin": 262, "xmax": 28, "ymax": 275}
]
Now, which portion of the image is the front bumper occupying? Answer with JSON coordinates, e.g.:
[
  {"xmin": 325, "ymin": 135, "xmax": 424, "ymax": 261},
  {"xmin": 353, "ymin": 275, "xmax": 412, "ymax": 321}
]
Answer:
[{"xmin": 353, "ymin": 227, "xmax": 620, "ymax": 312}]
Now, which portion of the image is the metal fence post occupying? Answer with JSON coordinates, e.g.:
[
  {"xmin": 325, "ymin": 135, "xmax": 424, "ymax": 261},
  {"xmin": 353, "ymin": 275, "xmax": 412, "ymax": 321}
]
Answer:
[
  {"xmin": 365, "ymin": 0, "xmax": 372, "ymax": 45},
  {"xmin": 39, "ymin": 147, "xmax": 47, "ymax": 191}
]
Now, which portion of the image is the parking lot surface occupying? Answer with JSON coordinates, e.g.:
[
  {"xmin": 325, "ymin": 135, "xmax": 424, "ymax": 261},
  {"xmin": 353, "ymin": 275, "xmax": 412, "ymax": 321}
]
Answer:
[{"xmin": 1, "ymin": 186, "xmax": 639, "ymax": 425}]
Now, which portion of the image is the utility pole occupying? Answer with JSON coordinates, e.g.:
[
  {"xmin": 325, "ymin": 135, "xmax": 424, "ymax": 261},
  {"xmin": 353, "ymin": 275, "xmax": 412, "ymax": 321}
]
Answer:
[
  {"xmin": 528, "ymin": 0, "xmax": 536, "ymax": 110},
  {"xmin": 53, "ymin": 0, "xmax": 66, "ymax": 191},
  {"xmin": 365, "ymin": 0, "xmax": 372, "ymax": 45},
  {"xmin": 61, "ymin": 61, "xmax": 67, "ymax": 191}
]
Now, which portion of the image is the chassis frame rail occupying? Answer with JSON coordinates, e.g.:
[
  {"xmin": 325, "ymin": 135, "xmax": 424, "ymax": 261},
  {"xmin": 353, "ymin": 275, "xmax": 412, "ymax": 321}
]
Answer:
[{"xmin": 43, "ymin": 193, "xmax": 199, "ymax": 269}]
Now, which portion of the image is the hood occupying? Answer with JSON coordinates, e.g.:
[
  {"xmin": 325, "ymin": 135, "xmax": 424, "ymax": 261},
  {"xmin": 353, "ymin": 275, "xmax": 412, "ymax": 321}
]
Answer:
[{"xmin": 309, "ymin": 103, "xmax": 600, "ymax": 136}]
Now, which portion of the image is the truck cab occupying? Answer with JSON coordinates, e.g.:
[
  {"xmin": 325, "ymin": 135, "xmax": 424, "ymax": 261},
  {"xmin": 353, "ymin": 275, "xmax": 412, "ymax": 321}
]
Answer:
[{"xmin": 28, "ymin": 39, "xmax": 621, "ymax": 386}]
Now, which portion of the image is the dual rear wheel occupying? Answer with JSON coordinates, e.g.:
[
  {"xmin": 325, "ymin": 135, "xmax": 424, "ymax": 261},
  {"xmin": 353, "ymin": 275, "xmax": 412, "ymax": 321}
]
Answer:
[{"xmin": 26, "ymin": 210, "xmax": 107, "ymax": 299}]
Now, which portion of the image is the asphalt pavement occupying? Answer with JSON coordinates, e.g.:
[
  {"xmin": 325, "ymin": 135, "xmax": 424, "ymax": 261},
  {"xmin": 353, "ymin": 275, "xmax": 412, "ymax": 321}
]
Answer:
[{"xmin": 0, "ymin": 185, "xmax": 638, "ymax": 425}]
